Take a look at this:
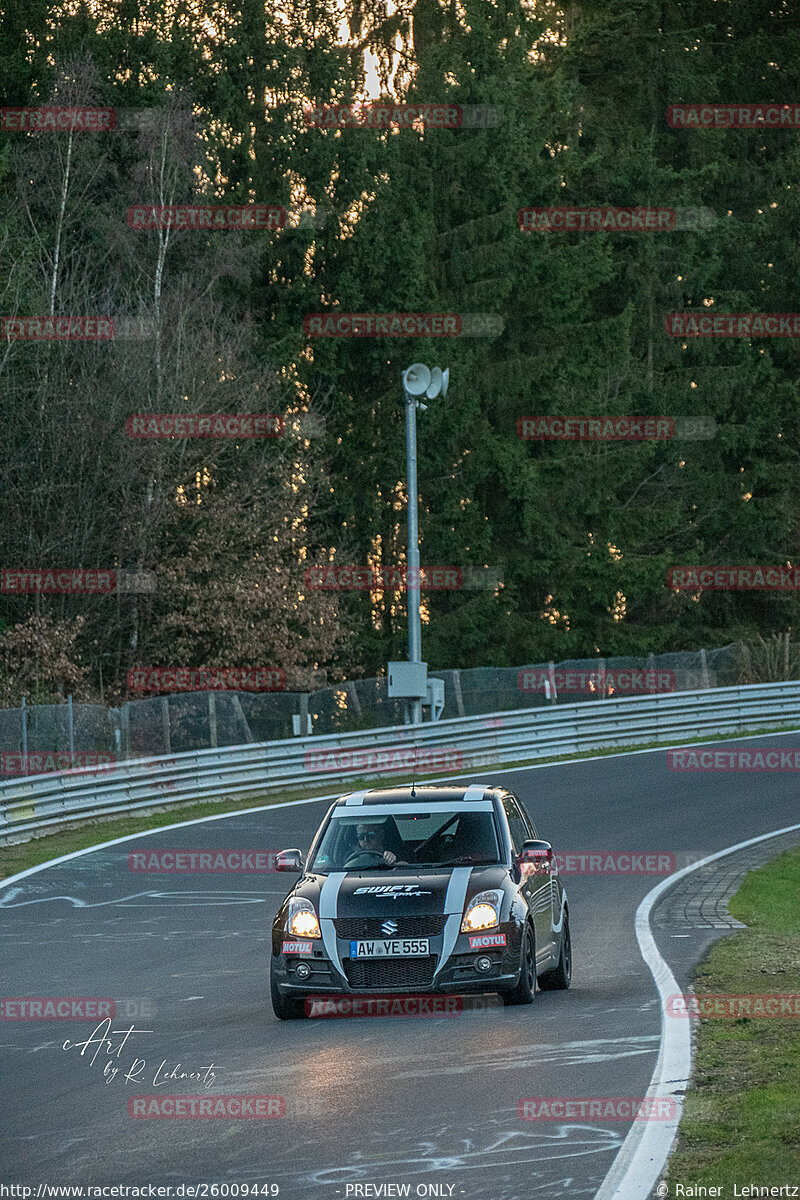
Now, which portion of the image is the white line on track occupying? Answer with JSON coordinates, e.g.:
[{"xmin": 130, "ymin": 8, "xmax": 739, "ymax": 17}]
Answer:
[
  {"xmin": 592, "ymin": 819, "xmax": 800, "ymax": 1200},
  {"xmin": 2, "ymin": 729, "xmax": 799, "ymax": 1195}
]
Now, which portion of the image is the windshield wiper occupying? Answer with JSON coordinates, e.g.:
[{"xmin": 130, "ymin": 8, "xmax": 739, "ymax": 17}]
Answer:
[{"xmin": 440, "ymin": 856, "xmax": 497, "ymax": 866}]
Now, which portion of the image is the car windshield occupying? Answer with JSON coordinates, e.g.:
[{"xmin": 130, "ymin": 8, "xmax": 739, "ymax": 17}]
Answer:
[{"xmin": 309, "ymin": 809, "xmax": 501, "ymax": 872}]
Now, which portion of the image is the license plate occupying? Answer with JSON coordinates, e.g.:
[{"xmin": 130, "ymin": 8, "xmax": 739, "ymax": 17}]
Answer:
[{"xmin": 349, "ymin": 938, "xmax": 430, "ymax": 958}]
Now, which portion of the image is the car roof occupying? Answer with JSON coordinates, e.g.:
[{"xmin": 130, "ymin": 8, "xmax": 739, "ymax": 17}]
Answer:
[{"xmin": 334, "ymin": 783, "xmax": 499, "ymax": 807}]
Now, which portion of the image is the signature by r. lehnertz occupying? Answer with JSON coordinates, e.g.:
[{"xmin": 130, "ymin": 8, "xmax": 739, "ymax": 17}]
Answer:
[{"xmin": 62, "ymin": 1017, "xmax": 218, "ymax": 1088}]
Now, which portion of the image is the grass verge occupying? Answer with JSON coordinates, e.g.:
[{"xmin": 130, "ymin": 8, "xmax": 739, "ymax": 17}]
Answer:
[
  {"xmin": 1, "ymin": 719, "xmax": 798, "ymax": 883},
  {"xmin": 665, "ymin": 846, "xmax": 800, "ymax": 1189}
]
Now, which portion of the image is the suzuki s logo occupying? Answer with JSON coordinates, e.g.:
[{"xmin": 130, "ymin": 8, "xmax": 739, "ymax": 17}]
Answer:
[
  {"xmin": 381, "ymin": 920, "xmax": 398, "ymax": 936},
  {"xmin": 353, "ymin": 885, "xmax": 432, "ymax": 900}
]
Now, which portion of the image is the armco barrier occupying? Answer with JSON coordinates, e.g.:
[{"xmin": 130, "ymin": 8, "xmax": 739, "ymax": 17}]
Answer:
[{"xmin": 1, "ymin": 681, "xmax": 799, "ymax": 842}]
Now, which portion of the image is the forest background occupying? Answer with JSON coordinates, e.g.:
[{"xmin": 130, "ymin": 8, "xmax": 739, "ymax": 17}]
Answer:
[{"xmin": 1, "ymin": 0, "xmax": 798, "ymax": 706}]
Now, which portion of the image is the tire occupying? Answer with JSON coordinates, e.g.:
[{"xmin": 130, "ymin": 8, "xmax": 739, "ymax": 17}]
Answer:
[
  {"xmin": 538, "ymin": 913, "xmax": 572, "ymax": 990},
  {"xmin": 270, "ymin": 963, "xmax": 307, "ymax": 1020},
  {"xmin": 501, "ymin": 923, "xmax": 536, "ymax": 1006}
]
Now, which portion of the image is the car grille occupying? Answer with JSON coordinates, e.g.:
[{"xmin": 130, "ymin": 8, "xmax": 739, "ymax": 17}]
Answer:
[
  {"xmin": 344, "ymin": 955, "xmax": 439, "ymax": 991},
  {"xmin": 334, "ymin": 916, "xmax": 447, "ymax": 939}
]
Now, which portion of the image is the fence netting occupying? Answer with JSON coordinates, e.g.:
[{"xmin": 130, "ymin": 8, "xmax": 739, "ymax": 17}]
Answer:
[{"xmin": 0, "ymin": 641, "xmax": 796, "ymax": 763}]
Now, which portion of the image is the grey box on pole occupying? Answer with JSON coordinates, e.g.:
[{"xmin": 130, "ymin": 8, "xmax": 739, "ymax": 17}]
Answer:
[
  {"xmin": 425, "ymin": 677, "xmax": 445, "ymax": 721},
  {"xmin": 387, "ymin": 661, "xmax": 428, "ymax": 699}
]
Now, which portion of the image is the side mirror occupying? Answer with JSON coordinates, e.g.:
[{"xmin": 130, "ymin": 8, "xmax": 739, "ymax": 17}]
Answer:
[
  {"xmin": 518, "ymin": 840, "xmax": 553, "ymax": 873},
  {"xmin": 275, "ymin": 849, "xmax": 303, "ymax": 872}
]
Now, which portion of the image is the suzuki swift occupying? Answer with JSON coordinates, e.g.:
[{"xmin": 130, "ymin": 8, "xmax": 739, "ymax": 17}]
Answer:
[{"xmin": 270, "ymin": 783, "xmax": 571, "ymax": 1018}]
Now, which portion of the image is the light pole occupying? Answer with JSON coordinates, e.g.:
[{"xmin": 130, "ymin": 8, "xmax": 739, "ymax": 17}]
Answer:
[{"xmin": 399, "ymin": 363, "xmax": 449, "ymax": 724}]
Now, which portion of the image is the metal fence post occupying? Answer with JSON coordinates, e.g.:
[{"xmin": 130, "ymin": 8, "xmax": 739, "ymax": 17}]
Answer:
[
  {"xmin": 67, "ymin": 694, "xmax": 75, "ymax": 756},
  {"xmin": 346, "ymin": 681, "xmax": 362, "ymax": 720},
  {"xmin": 21, "ymin": 696, "xmax": 28, "ymax": 760},
  {"xmin": 452, "ymin": 669, "xmax": 466, "ymax": 717},
  {"xmin": 208, "ymin": 692, "xmax": 218, "ymax": 748},
  {"xmin": 121, "ymin": 703, "xmax": 130, "ymax": 761},
  {"xmin": 700, "ymin": 648, "xmax": 710, "ymax": 689},
  {"xmin": 230, "ymin": 694, "xmax": 255, "ymax": 742},
  {"xmin": 647, "ymin": 652, "xmax": 656, "ymax": 694},
  {"xmin": 161, "ymin": 696, "xmax": 171, "ymax": 754}
]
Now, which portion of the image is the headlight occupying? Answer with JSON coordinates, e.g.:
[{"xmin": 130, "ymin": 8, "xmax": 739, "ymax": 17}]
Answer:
[
  {"xmin": 288, "ymin": 897, "xmax": 321, "ymax": 939},
  {"xmin": 461, "ymin": 889, "xmax": 503, "ymax": 933}
]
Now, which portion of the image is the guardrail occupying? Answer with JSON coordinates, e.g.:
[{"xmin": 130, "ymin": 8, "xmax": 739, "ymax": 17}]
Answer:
[{"xmin": 2, "ymin": 681, "xmax": 799, "ymax": 842}]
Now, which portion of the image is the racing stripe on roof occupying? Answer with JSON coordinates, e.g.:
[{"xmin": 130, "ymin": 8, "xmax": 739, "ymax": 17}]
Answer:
[
  {"xmin": 462, "ymin": 784, "xmax": 488, "ymax": 803},
  {"xmin": 343, "ymin": 790, "xmax": 370, "ymax": 806}
]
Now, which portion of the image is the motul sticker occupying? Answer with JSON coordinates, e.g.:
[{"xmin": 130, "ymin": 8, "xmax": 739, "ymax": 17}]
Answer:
[
  {"xmin": 469, "ymin": 933, "xmax": 507, "ymax": 949},
  {"xmin": 282, "ymin": 941, "xmax": 313, "ymax": 955}
]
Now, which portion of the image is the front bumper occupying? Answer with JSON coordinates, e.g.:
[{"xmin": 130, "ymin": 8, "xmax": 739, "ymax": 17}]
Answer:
[{"xmin": 271, "ymin": 920, "xmax": 522, "ymax": 997}]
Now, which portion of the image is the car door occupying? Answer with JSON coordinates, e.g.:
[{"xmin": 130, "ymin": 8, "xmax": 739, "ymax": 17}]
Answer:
[
  {"xmin": 501, "ymin": 791, "xmax": 552, "ymax": 968},
  {"xmin": 515, "ymin": 795, "xmax": 560, "ymax": 956}
]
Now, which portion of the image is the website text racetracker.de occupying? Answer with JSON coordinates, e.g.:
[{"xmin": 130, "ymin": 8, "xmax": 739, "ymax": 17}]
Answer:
[
  {"xmin": 0, "ymin": 752, "xmax": 116, "ymax": 776},
  {"xmin": 0, "ymin": 1187, "xmax": 279, "ymax": 1199},
  {"xmin": 667, "ymin": 566, "xmax": 800, "ymax": 590},
  {"xmin": 305, "ymin": 565, "xmax": 463, "ymax": 590},
  {"xmin": 518, "ymin": 668, "xmax": 676, "ymax": 694},
  {"xmin": 304, "ymin": 747, "xmax": 463, "ymax": 774},
  {"xmin": 303, "ymin": 314, "xmax": 461, "ymax": 337}
]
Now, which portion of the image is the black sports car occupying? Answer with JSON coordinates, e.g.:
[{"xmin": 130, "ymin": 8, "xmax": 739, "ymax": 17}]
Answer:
[{"xmin": 270, "ymin": 783, "xmax": 571, "ymax": 1019}]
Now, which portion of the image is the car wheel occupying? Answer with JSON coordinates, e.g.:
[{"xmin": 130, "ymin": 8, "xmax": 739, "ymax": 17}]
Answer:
[
  {"xmin": 501, "ymin": 923, "xmax": 536, "ymax": 1006},
  {"xmin": 538, "ymin": 913, "xmax": 572, "ymax": 990},
  {"xmin": 270, "ymin": 962, "xmax": 307, "ymax": 1020}
]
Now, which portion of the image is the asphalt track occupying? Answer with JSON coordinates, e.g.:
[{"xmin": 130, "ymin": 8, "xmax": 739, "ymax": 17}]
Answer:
[{"xmin": 2, "ymin": 733, "xmax": 800, "ymax": 1199}]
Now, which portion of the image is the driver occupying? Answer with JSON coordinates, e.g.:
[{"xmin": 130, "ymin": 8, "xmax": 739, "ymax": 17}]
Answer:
[{"xmin": 354, "ymin": 823, "xmax": 408, "ymax": 867}]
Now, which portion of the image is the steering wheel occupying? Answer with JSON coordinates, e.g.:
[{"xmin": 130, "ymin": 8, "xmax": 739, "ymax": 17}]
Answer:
[{"xmin": 343, "ymin": 850, "xmax": 386, "ymax": 869}]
